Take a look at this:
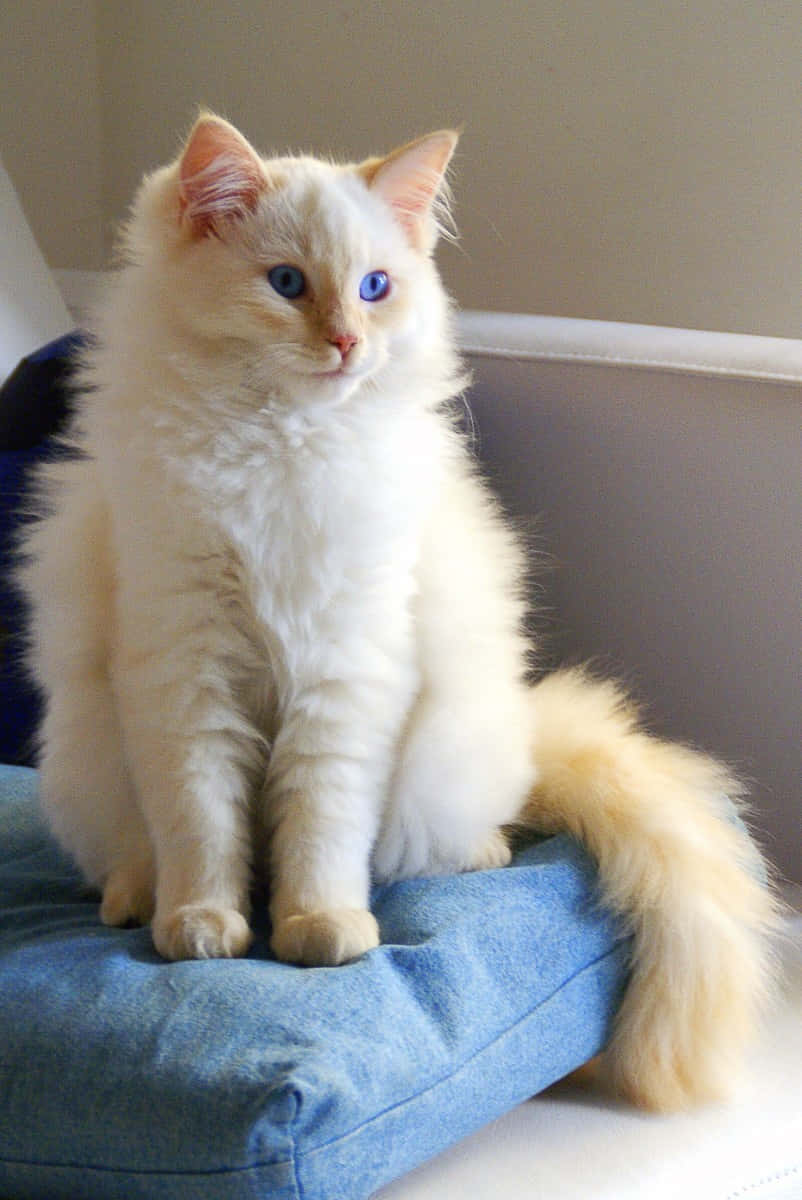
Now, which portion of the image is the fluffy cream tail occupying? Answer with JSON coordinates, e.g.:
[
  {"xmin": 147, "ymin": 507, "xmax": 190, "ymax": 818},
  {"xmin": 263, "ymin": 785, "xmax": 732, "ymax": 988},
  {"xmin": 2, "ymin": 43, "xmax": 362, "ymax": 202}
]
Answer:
[{"xmin": 521, "ymin": 668, "xmax": 778, "ymax": 1111}]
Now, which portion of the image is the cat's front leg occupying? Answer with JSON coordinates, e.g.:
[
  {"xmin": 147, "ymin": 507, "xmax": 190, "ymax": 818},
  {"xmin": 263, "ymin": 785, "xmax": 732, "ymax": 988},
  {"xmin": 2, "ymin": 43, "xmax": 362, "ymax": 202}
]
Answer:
[
  {"xmin": 113, "ymin": 605, "xmax": 261, "ymax": 961},
  {"xmin": 131, "ymin": 732, "xmax": 256, "ymax": 962},
  {"xmin": 266, "ymin": 763, "xmax": 380, "ymax": 966},
  {"xmin": 264, "ymin": 683, "xmax": 399, "ymax": 966}
]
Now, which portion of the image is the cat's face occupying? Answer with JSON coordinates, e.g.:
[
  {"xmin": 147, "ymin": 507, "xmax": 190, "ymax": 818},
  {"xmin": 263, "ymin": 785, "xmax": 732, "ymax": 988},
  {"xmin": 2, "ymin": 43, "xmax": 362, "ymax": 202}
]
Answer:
[
  {"xmin": 222, "ymin": 158, "xmax": 429, "ymax": 395},
  {"xmin": 130, "ymin": 116, "xmax": 458, "ymax": 405}
]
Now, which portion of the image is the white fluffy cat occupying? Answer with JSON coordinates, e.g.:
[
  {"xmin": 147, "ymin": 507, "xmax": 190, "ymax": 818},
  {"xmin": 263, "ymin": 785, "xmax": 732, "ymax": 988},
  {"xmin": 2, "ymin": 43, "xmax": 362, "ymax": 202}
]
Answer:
[{"xmin": 21, "ymin": 114, "xmax": 775, "ymax": 1112}]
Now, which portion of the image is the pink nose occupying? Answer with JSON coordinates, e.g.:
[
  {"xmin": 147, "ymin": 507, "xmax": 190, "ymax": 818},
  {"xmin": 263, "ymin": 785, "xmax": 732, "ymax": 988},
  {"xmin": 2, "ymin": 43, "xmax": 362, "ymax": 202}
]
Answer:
[{"xmin": 328, "ymin": 332, "xmax": 358, "ymax": 360}]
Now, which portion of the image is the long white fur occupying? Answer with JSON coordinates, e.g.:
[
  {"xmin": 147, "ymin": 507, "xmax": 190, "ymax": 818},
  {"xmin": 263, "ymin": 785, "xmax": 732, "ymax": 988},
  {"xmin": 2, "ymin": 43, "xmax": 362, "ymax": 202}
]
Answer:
[{"xmin": 20, "ymin": 115, "xmax": 776, "ymax": 1111}]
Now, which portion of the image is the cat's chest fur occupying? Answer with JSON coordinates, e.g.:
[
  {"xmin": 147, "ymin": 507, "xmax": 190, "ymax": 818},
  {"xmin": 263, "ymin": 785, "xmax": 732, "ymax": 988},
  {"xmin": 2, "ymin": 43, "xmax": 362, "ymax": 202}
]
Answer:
[
  {"xmin": 208, "ymin": 399, "xmax": 430, "ymax": 582},
  {"xmin": 105, "ymin": 386, "xmax": 438, "ymax": 694}
]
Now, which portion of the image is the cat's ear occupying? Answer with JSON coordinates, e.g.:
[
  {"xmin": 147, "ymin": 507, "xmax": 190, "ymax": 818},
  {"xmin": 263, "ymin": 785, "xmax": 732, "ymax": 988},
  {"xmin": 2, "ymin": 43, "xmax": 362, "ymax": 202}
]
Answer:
[
  {"xmin": 360, "ymin": 130, "xmax": 459, "ymax": 251},
  {"xmin": 178, "ymin": 114, "xmax": 267, "ymax": 237}
]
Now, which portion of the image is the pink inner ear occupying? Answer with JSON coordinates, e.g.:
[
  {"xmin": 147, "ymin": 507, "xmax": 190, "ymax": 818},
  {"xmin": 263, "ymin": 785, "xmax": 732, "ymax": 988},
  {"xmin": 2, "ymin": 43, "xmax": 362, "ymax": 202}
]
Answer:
[
  {"xmin": 179, "ymin": 117, "xmax": 266, "ymax": 236},
  {"xmin": 369, "ymin": 131, "xmax": 458, "ymax": 248}
]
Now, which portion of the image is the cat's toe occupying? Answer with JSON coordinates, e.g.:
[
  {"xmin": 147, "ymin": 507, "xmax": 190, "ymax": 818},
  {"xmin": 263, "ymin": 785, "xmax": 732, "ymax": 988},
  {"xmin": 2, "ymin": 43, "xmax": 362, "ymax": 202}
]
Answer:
[
  {"xmin": 100, "ymin": 861, "xmax": 155, "ymax": 927},
  {"xmin": 470, "ymin": 829, "xmax": 512, "ymax": 871},
  {"xmin": 271, "ymin": 908, "xmax": 379, "ymax": 966},
  {"xmin": 153, "ymin": 905, "xmax": 253, "ymax": 960}
]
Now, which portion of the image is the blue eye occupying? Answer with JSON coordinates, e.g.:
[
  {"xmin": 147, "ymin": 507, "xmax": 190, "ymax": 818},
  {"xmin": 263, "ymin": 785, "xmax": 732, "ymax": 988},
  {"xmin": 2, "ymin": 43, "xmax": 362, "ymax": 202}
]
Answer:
[
  {"xmin": 359, "ymin": 271, "xmax": 390, "ymax": 302},
  {"xmin": 268, "ymin": 265, "xmax": 306, "ymax": 299}
]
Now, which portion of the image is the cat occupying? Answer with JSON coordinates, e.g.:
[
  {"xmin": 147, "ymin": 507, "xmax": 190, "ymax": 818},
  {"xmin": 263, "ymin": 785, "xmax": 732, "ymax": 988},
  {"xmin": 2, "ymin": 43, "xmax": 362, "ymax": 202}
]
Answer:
[{"xmin": 20, "ymin": 113, "xmax": 776, "ymax": 1112}]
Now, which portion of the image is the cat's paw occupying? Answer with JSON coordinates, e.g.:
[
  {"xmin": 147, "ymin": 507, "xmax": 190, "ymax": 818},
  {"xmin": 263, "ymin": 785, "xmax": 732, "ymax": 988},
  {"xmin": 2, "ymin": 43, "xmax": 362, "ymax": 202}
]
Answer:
[
  {"xmin": 100, "ymin": 861, "xmax": 155, "ymax": 927},
  {"xmin": 271, "ymin": 908, "xmax": 379, "ymax": 966},
  {"xmin": 152, "ymin": 905, "xmax": 253, "ymax": 961},
  {"xmin": 470, "ymin": 829, "xmax": 512, "ymax": 871}
]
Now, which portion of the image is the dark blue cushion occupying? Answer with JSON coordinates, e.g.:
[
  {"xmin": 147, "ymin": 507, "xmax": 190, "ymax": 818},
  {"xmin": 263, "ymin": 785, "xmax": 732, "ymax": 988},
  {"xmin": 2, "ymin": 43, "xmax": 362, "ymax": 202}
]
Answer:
[
  {"xmin": 0, "ymin": 333, "xmax": 84, "ymax": 765},
  {"xmin": 0, "ymin": 332, "xmax": 84, "ymax": 451},
  {"xmin": 0, "ymin": 765, "xmax": 631, "ymax": 1199}
]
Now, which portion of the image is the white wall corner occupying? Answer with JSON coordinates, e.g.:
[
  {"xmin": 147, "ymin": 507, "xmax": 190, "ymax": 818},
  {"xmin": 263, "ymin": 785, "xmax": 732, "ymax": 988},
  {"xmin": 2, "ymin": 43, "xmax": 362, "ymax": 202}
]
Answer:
[{"xmin": 52, "ymin": 269, "xmax": 108, "ymax": 326}]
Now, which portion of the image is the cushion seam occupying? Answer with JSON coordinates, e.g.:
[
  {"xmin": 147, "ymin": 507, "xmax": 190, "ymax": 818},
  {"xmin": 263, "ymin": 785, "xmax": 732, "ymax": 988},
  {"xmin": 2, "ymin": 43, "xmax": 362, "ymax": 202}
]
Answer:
[
  {"xmin": 290, "ymin": 1091, "xmax": 303, "ymax": 1200},
  {"xmin": 0, "ymin": 1153, "xmax": 292, "ymax": 1180},
  {"xmin": 296, "ymin": 935, "xmax": 630, "ymax": 1161},
  {"xmin": 725, "ymin": 1162, "xmax": 802, "ymax": 1199}
]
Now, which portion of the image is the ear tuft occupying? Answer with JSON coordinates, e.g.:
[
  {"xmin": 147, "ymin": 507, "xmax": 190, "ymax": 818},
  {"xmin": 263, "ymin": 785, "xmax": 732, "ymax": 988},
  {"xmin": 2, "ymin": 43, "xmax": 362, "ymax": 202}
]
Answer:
[
  {"xmin": 178, "ymin": 114, "xmax": 266, "ymax": 237},
  {"xmin": 361, "ymin": 130, "xmax": 459, "ymax": 251}
]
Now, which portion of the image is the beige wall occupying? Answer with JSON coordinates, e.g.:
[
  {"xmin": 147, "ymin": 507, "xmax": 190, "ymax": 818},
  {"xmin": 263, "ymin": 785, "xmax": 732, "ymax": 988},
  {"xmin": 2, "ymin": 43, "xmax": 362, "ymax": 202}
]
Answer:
[
  {"xmin": 0, "ymin": 0, "xmax": 104, "ymax": 270},
  {"xmin": 2, "ymin": 1, "xmax": 801, "ymax": 335}
]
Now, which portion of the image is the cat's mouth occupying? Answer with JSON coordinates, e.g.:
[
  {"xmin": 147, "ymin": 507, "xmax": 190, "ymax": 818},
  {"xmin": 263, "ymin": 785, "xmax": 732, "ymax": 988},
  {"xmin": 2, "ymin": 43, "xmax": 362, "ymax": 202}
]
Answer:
[
  {"xmin": 312, "ymin": 357, "xmax": 371, "ymax": 384},
  {"xmin": 316, "ymin": 365, "xmax": 349, "ymax": 380},
  {"xmin": 295, "ymin": 344, "xmax": 381, "ymax": 387}
]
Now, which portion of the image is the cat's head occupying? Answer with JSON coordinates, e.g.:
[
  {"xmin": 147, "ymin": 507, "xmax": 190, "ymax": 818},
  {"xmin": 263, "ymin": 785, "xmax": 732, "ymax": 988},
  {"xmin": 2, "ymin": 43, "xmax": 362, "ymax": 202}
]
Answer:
[{"xmin": 123, "ymin": 114, "xmax": 460, "ymax": 405}]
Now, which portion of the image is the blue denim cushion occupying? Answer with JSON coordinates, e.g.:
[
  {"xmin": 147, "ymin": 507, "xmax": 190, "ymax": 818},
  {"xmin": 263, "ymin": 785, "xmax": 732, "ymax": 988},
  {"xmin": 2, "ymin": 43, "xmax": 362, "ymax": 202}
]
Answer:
[{"xmin": 0, "ymin": 764, "xmax": 630, "ymax": 1199}]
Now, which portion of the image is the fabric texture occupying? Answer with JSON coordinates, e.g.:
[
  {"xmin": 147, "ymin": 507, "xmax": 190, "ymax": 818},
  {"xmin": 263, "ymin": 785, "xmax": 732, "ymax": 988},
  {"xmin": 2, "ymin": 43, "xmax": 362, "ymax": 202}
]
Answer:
[
  {"xmin": 0, "ymin": 764, "xmax": 631, "ymax": 1200},
  {"xmin": 0, "ymin": 446, "xmax": 43, "ymax": 764},
  {"xmin": 0, "ymin": 333, "xmax": 84, "ymax": 765}
]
